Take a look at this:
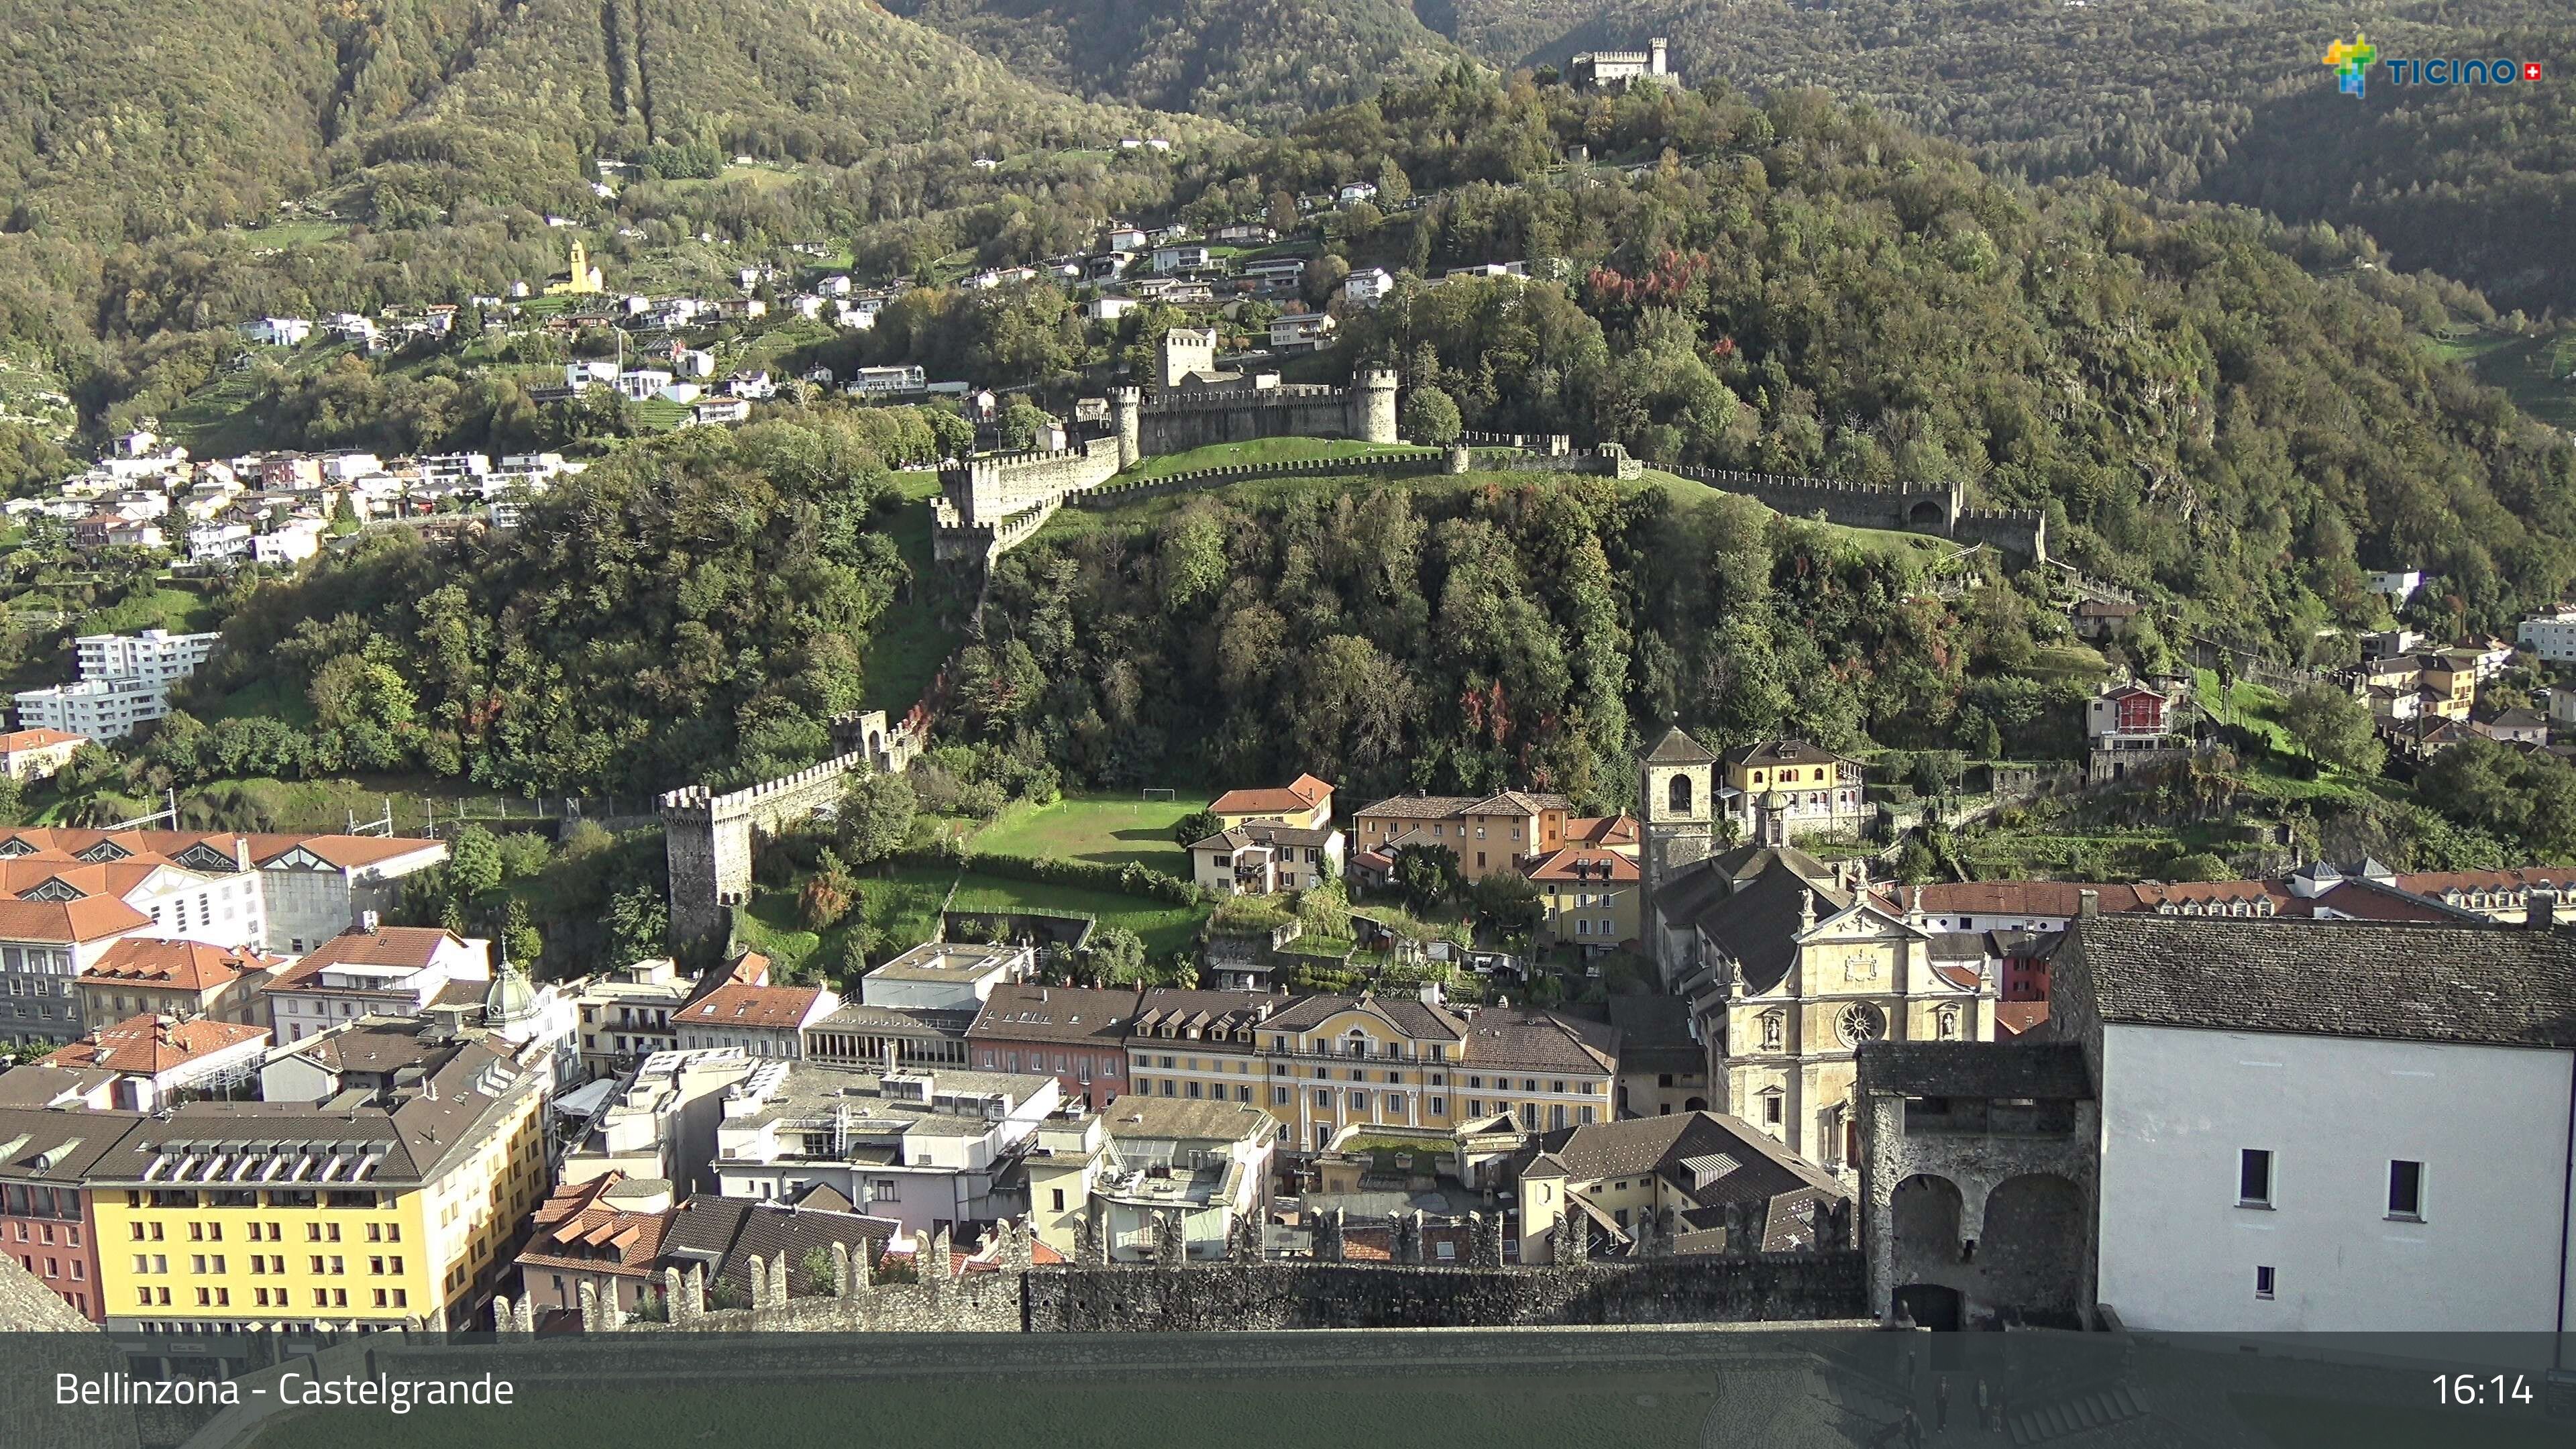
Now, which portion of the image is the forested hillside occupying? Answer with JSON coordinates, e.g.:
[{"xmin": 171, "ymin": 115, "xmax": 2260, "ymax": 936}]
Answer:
[
  {"xmin": 1456, "ymin": 0, "xmax": 2576, "ymax": 313},
  {"xmin": 886, "ymin": 0, "xmax": 1458, "ymax": 125}
]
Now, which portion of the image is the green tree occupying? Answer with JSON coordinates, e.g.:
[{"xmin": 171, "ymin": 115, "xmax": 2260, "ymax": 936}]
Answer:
[
  {"xmin": 0, "ymin": 773, "xmax": 23, "ymax": 829},
  {"xmin": 605, "ymin": 882, "xmax": 669, "ymax": 965},
  {"xmin": 1170, "ymin": 808, "xmax": 1223, "ymax": 847},
  {"xmin": 1389, "ymin": 843, "xmax": 1461, "ymax": 910},
  {"xmin": 1081, "ymin": 922, "xmax": 1148, "ymax": 985},
  {"xmin": 2278, "ymin": 684, "xmax": 2384, "ymax": 775},
  {"xmin": 798, "ymin": 1245, "xmax": 838, "ymax": 1297},
  {"xmin": 1465, "ymin": 869, "xmax": 1540, "ymax": 940},
  {"xmin": 839, "ymin": 770, "xmax": 918, "ymax": 865},
  {"xmin": 501, "ymin": 896, "xmax": 543, "ymax": 967},
  {"xmin": 446, "ymin": 824, "xmax": 504, "ymax": 902},
  {"xmin": 1401, "ymin": 384, "xmax": 1462, "ymax": 445}
]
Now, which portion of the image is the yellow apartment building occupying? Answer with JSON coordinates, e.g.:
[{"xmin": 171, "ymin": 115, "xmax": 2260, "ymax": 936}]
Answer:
[
  {"xmin": 88, "ymin": 1037, "xmax": 547, "ymax": 1334},
  {"xmin": 1250, "ymin": 995, "xmax": 1616, "ymax": 1153}
]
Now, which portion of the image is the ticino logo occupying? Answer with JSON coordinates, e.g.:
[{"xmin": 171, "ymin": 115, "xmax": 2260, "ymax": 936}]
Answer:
[{"xmin": 2322, "ymin": 33, "xmax": 2544, "ymax": 98}]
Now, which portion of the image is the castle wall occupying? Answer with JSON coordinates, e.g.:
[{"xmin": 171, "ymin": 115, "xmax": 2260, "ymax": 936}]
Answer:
[
  {"xmin": 1025, "ymin": 1254, "xmax": 1866, "ymax": 1331},
  {"xmin": 945, "ymin": 435, "xmax": 1124, "ymax": 527},
  {"xmin": 1662, "ymin": 466, "xmax": 2049, "ymax": 562},
  {"xmin": 1137, "ymin": 386, "xmax": 1359, "ymax": 455},
  {"xmin": 659, "ymin": 751, "xmax": 875, "ymax": 956}
]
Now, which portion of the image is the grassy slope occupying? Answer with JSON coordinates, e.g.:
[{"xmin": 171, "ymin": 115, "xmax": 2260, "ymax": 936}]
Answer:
[
  {"xmin": 737, "ymin": 860, "xmax": 1211, "ymax": 977},
  {"xmin": 2427, "ymin": 327, "xmax": 2576, "ymax": 432},
  {"xmin": 859, "ymin": 471, "xmax": 964, "ymax": 715},
  {"xmin": 967, "ymin": 791, "xmax": 1208, "ymax": 871}
]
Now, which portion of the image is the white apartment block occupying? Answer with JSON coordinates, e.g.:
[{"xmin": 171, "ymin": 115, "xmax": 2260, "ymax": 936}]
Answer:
[
  {"xmin": 15, "ymin": 629, "xmax": 221, "ymax": 741},
  {"xmin": 2517, "ymin": 609, "xmax": 2576, "ymax": 664}
]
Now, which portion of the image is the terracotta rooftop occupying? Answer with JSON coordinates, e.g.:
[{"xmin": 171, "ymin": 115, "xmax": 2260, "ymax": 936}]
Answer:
[
  {"xmin": 270, "ymin": 925, "xmax": 471, "ymax": 987},
  {"xmin": 1210, "ymin": 773, "xmax": 1334, "ymax": 818},
  {"xmin": 0, "ymin": 729, "xmax": 83, "ymax": 753},
  {"xmin": 42, "ymin": 1014, "xmax": 268, "ymax": 1077},
  {"xmin": 0, "ymin": 894, "xmax": 152, "ymax": 944},
  {"xmin": 1523, "ymin": 846, "xmax": 1638, "ymax": 883},
  {"xmin": 81, "ymin": 938, "xmax": 279, "ymax": 991},
  {"xmin": 679, "ymin": 982, "xmax": 826, "ymax": 1031}
]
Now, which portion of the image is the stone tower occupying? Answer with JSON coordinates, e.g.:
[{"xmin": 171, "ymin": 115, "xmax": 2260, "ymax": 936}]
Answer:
[
  {"xmin": 1638, "ymin": 725, "xmax": 1719, "ymax": 930},
  {"xmin": 1111, "ymin": 386, "xmax": 1142, "ymax": 469},
  {"xmin": 1352, "ymin": 368, "xmax": 1399, "ymax": 444},
  {"xmin": 1159, "ymin": 327, "xmax": 1219, "ymax": 390}
]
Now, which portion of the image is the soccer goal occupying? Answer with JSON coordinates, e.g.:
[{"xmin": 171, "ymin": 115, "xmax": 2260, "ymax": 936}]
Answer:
[{"xmin": 1140, "ymin": 788, "xmax": 1179, "ymax": 802}]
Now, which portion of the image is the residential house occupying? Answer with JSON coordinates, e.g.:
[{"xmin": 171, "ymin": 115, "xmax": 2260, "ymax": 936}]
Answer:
[
  {"xmin": 75, "ymin": 938, "xmax": 279, "ymax": 1028},
  {"xmin": 966, "ymin": 983, "xmax": 1138, "ymax": 1109},
  {"xmin": 1212, "ymin": 225, "xmax": 1277, "ymax": 246},
  {"xmin": 1342, "ymin": 268, "xmax": 1396, "ymax": 307},
  {"xmin": 13, "ymin": 628, "xmax": 221, "ymax": 741},
  {"xmin": 1720, "ymin": 739, "xmax": 1870, "ymax": 846},
  {"xmin": 1336, "ymin": 181, "xmax": 1380, "ymax": 207},
  {"xmin": 2416, "ymin": 652, "xmax": 2477, "ymax": 718},
  {"xmin": 1210, "ymin": 773, "xmax": 1334, "ymax": 830},
  {"xmin": 1350, "ymin": 790, "xmax": 1573, "ymax": 881},
  {"xmin": 0, "ymin": 729, "xmax": 83, "ymax": 782},
  {"xmin": 511, "ymin": 1172, "xmax": 676, "ymax": 1320},
  {"xmin": 89, "ymin": 1034, "xmax": 549, "ymax": 1333},
  {"xmin": 244, "ymin": 318, "xmax": 313, "ymax": 347},
  {"xmin": 2478, "ymin": 706, "xmax": 2548, "ymax": 745},
  {"xmin": 0, "ymin": 896, "xmax": 153, "ymax": 1046},
  {"xmin": 1268, "ymin": 312, "xmax": 1336, "ymax": 353},
  {"xmin": 1024, "ymin": 1096, "xmax": 1277, "ymax": 1263},
  {"xmin": 1150, "ymin": 245, "xmax": 1212, "ymax": 274},
  {"xmin": 657, "ymin": 1191, "xmax": 900, "ymax": 1304},
  {"xmin": 2085, "ymin": 678, "xmax": 2192, "ymax": 782},
  {"xmin": 1186, "ymin": 822, "xmax": 1344, "ymax": 895},
  {"xmin": 1605, "ymin": 994, "xmax": 1710, "ymax": 1118},
  {"xmin": 2516, "ymin": 608, "xmax": 2576, "ymax": 665},
  {"xmin": 1511, "ymin": 1109, "xmax": 1844, "ymax": 1265},
  {"xmin": 672, "ymin": 982, "xmax": 838, "ymax": 1060},
  {"xmin": 260, "ymin": 923, "xmax": 494, "ymax": 1044},
  {"xmin": 574, "ymin": 957, "xmax": 694, "ymax": 1076},
  {"xmin": 708, "ymin": 1063, "xmax": 1060, "ymax": 1236},
  {"xmin": 1524, "ymin": 846, "xmax": 1639, "ymax": 951},
  {"xmin": 2067, "ymin": 599, "xmax": 2139, "ymax": 640},
  {"xmin": 38, "ymin": 1014, "xmax": 269, "ymax": 1110},
  {"xmin": 0, "ymin": 1106, "xmax": 131, "ymax": 1322}
]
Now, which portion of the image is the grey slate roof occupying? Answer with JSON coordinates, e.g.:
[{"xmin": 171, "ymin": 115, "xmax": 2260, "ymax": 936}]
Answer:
[
  {"xmin": 967, "ymin": 984, "xmax": 1140, "ymax": 1045},
  {"xmin": 1263, "ymin": 993, "xmax": 1468, "ymax": 1040},
  {"xmin": 1643, "ymin": 727, "xmax": 1719, "ymax": 765},
  {"xmin": 1855, "ymin": 1041, "xmax": 2093, "ymax": 1099},
  {"xmin": 2063, "ymin": 916, "xmax": 2576, "ymax": 1049},
  {"xmin": 1694, "ymin": 859, "xmax": 1851, "ymax": 994},
  {"xmin": 1603, "ymin": 995, "xmax": 1701, "ymax": 1075}
]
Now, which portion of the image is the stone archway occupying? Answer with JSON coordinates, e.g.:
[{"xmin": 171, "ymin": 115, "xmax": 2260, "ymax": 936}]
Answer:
[
  {"xmin": 1976, "ymin": 1172, "xmax": 2088, "ymax": 1328},
  {"xmin": 1907, "ymin": 497, "xmax": 1949, "ymax": 529},
  {"xmin": 1890, "ymin": 1174, "xmax": 1964, "ymax": 1268},
  {"xmin": 1683, "ymin": 1096, "xmax": 1709, "ymax": 1113}
]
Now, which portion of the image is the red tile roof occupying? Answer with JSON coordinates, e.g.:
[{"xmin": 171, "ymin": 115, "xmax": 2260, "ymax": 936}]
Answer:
[
  {"xmin": 42, "ymin": 1014, "xmax": 266, "ymax": 1075},
  {"xmin": 81, "ymin": 938, "xmax": 280, "ymax": 991},
  {"xmin": 269, "ymin": 926, "xmax": 470, "ymax": 987},
  {"xmin": 515, "ymin": 1176, "xmax": 672, "ymax": 1279},
  {"xmin": 1566, "ymin": 814, "xmax": 1639, "ymax": 849},
  {"xmin": 0, "ymin": 895, "xmax": 152, "ymax": 944},
  {"xmin": 1994, "ymin": 1002, "xmax": 2052, "ymax": 1038},
  {"xmin": 0, "ymin": 729, "xmax": 83, "ymax": 753},
  {"xmin": 680, "ymin": 983, "xmax": 824, "ymax": 1031},
  {"xmin": 1210, "ymin": 773, "xmax": 1333, "ymax": 817}
]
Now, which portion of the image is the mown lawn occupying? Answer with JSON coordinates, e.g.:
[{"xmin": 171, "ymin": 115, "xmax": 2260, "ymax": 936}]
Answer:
[
  {"xmin": 1118, "ymin": 437, "xmax": 1434, "ymax": 481},
  {"xmin": 737, "ymin": 862, "xmax": 1213, "ymax": 981},
  {"xmin": 968, "ymin": 792, "xmax": 1208, "ymax": 872}
]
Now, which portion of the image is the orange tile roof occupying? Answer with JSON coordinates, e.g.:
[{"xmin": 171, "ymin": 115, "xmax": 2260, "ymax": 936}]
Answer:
[
  {"xmin": 269, "ymin": 926, "xmax": 469, "ymax": 987},
  {"xmin": 1210, "ymin": 773, "xmax": 1334, "ymax": 817},
  {"xmin": 1566, "ymin": 814, "xmax": 1639, "ymax": 848},
  {"xmin": 1994, "ymin": 1002, "xmax": 2051, "ymax": 1038},
  {"xmin": 679, "ymin": 982, "xmax": 824, "ymax": 1031},
  {"xmin": 0, "ymin": 895, "xmax": 152, "ymax": 944},
  {"xmin": 42, "ymin": 1014, "xmax": 267, "ymax": 1075},
  {"xmin": 81, "ymin": 938, "xmax": 279, "ymax": 991},
  {"xmin": 0, "ymin": 729, "xmax": 83, "ymax": 753}
]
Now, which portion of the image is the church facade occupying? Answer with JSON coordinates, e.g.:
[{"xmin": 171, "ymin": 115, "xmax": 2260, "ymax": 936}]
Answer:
[{"xmin": 1638, "ymin": 727, "xmax": 1996, "ymax": 1178}]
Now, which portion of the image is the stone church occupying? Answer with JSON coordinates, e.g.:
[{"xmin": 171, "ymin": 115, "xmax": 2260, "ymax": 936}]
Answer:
[{"xmin": 1636, "ymin": 727, "xmax": 1997, "ymax": 1178}]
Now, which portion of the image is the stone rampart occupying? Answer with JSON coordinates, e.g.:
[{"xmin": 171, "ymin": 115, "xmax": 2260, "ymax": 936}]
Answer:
[
  {"xmin": 659, "ymin": 751, "xmax": 873, "ymax": 956},
  {"xmin": 1665, "ymin": 465, "xmax": 2048, "ymax": 563}
]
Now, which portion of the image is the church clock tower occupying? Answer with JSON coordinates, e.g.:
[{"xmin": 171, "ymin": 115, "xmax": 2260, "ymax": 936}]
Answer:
[{"xmin": 1639, "ymin": 724, "xmax": 1719, "ymax": 932}]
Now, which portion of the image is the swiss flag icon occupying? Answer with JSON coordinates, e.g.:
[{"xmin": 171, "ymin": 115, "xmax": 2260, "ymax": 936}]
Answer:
[{"xmin": 2524, "ymin": 62, "xmax": 2544, "ymax": 82}]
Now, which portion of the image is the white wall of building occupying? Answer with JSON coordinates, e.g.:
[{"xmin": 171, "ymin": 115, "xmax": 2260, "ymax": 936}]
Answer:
[{"xmin": 2094, "ymin": 1022, "xmax": 2575, "ymax": 1333}]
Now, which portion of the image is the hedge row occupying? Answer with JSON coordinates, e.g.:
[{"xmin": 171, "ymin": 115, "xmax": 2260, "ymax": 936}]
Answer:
[{"xmin": 896, "ymin": 841, "xmax": 1207, "ymax": 906}]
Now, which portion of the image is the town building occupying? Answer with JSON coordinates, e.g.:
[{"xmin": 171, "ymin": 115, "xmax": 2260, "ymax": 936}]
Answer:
[
  {"xmin": 87, "ymin": 1032, "xmax": 549, "ymax": 1334},
  {"xmin": 1024, "ymin": 1096, "xmax": 1278, "ymax": 1262},
  {"xmin": 2477, "ymin": 706, "xmax": 2548, "ymax": 745},
  {"xmin": 39, "ymin": 1014, "xmax": 270, "ymax": 1110},
  {"xmin": 1350, "ymin": 789, "xmax": 1574, "ymax": 881},
  {"xmin": 1254, "ymin": 996, "xmax": 1617, "ymax": 1154},
  {"xmin": 511, "ymin": 1173, "xmax": 676, "ymax": 1321},
  {"xmin": 2416, "ymin": 652, "xmax": 2477, "ymax": 718},
  {"xmin": 76, "ymin": 938, "xmax": 279, "ymax": 1028},
  {"xmin": 708, "ymin": 1063, "xmax": 1060, "ymax": 1237},
  {"xmin": 1209, "ymin": 773, "xmax": 1335, "ymax": 830},
  {"xmin": 0, "ymin": 895, "xmax": 153, "ymax": 1046},
  {"xmin": 0, "ymin": 1105, "xmax": 131, "ymax": 1322},
  {"xmin": 260, "ymin": 923, "xmax": 493, "ymax": 1044},
  {"xmin": 857, "ymin": 941, "xmax": 1033, "ymax": 1013},
  {"xmin": 1510, "ymin": 1109, "xmax": 1845, "ymax": 1266},
  {"xmin": 2085, "ymin": 678, "xmax": 2193, "ymax": 782},
  {"xmin": 1524, "ymin": 845, "xmax": 1639, "ymax": 951},
  {"xmin": 0, "ymin": 826, "xmax": 441, "ymax": 962},
  {"xmin": 573, "ymin": 957, "xmax": 694, "ymax": 1075},
  {"xmin": 2052, "ymin": 914, "xmax": 2575, "ymax": 1332},
  {"xmin": 14, "ymin": 628, "xmax": 222, "ymax": 740},
  {"xmin": 967, "ymin": 984, "xmax": 1138, "ymax": 1109},
  {"xmin": 1268, "ymin": 312, "xmax": 1336, "ymax": 353},
  {"xmin": 672, "ymin": 981, "xmax": 838, "ymax": 1060},
  {"xmin": 1185, "ymin": 820, "xmax": 1344, "ymax": 894},
  {"xmin": 1342, "ymin": 268, "xmax": 1396, "ymax": 307},
  {"xmin": 0, "ymin": 728, "xmax": 84, "ymax": 782},
  {"xmin": 1605, "ymin": 994, "xmax": 1709, "ymax": 1118},
  {"xmin": 800, "ymin": 1000, "xmax": 975, "ymax": 1075},
  {"xmin": 1719, "ymin": 739, "xmax": 1870, "ymax": 845},
  {"xmin": 2518, "ymin": 608, "xmax": 2576, "ymax": 664},
  {"xmin": 558, "ymin": 1047, "xmax": 755, "ymax": 1193},
  {"xmin": 1122, "ymin": 988, "xmax": 1277, "ymax": 1114},
  {"xmin": 542, "ymin": 240, "xmax": 604, "ymax": 296},
  {"xmin": 657, "ymin": 1191, "xmax": 898, "ymax": 1303}
]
